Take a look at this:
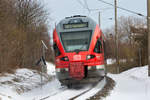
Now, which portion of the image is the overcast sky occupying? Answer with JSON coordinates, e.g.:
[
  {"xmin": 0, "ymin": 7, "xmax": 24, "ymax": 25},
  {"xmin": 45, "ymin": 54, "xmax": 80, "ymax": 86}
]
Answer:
[{"xmin": 42, "ymin": 0, "xmax": 147, "ymax": 31}]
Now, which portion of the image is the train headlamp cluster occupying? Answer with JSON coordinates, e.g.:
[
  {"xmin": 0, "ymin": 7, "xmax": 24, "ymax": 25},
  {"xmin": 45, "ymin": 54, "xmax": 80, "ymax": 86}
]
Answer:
[{"xmin": 86, "ymin": 55, "xmax": 95, "ymax": 60}]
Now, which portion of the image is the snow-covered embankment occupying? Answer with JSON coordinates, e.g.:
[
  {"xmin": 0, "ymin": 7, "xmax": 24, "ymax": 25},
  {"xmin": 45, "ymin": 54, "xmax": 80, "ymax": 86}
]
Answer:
[
  {"xmin": 0, "ymin": 63, "xmax": 61, "ymax": 100},
  {"xmin": 106, "ymin": 66, "xmax": 150, "ymax": 100}
]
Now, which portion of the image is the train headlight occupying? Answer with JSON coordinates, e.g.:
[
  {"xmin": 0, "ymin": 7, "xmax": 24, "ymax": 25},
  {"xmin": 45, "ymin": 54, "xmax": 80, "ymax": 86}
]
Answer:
[
  {"xmin": 86, "ymin": 55, "xmax": 95, "ymax": 60},
  {"xmin": 60, "ymin": 56, "xmax": 69, "ymax": 61}
]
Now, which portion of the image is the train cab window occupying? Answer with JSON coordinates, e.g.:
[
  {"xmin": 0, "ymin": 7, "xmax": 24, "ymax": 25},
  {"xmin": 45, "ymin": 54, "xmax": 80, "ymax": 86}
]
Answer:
[
  {"xmin": 53, "ymin": 43, "xmax": 61, "ymax": 57},
  {"xmin": 60, "ymin": 31, "xmax": 91, "ymax": 52},
  {"xmin": 94, "ymin": 38, "xmax": 102, "ymax": 53}
]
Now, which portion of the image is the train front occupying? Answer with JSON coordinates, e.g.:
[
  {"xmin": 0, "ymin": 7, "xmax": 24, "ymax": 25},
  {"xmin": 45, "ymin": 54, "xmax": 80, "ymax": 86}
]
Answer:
[{"xmin": 53, "ymin": 15, "xmax": 105, "ymax": 84}]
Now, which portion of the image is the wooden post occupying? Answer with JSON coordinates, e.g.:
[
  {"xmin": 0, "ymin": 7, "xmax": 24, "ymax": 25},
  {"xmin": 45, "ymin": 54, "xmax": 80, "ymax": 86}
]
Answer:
[
  {"xmin": 115, "ymin": 0, "xmax": 119, "ymax": 73},
  {"xmin": 147, "ymin": 0, "xmax": 150, "ymax": 76}
]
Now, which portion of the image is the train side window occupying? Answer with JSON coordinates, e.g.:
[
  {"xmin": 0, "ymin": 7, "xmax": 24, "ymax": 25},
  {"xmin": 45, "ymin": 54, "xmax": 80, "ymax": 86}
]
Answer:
[
  {"xmin": 53, "ymin": 43, "xmax": 61, "ymax": 57},
  {"xmin": 94, "ymin": 39, "xmax": 102, "ymax": 53}
]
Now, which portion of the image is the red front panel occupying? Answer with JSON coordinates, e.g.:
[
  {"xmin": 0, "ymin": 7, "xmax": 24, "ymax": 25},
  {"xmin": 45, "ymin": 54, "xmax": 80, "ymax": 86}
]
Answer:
[{"xmin": 69, "ymin": 62, "xmax": 84, "ymax": 80}]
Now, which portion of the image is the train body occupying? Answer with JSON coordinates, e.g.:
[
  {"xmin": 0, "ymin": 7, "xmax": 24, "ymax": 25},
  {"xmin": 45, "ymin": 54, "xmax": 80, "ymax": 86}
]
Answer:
[{"xmin": 53, "ymin": 15, "xmax": 106, "ymax": 84}]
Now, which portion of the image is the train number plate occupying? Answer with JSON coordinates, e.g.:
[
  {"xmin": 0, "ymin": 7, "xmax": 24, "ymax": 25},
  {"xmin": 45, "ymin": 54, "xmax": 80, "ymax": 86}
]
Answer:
[{"xmin": 73, "ymin": 55, "xmax": 81, "ymax": 60}]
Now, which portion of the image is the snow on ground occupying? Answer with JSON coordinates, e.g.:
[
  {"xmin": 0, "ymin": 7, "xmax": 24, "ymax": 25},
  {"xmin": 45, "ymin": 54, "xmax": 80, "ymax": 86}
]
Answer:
[
  {"xmin": 106, "ymin": 66, "xmax": 150, "ymax": 100},
  {"xmin": 0, "ymin": 62, "xmax": 62, "ymax": 100},
  {"xmin": 75, "ymin": 78, "xmax": 106, "ymax": 100},
  {"xmin": 106, "ymin": 59, "xmax": 116, "ymax": 65},
  {"xmin": 0, "ymin": 62, "xmax": 150, "ymax": 100},
  {"xmin": 46, "ymin": 78, "xmax": 106, "ymax": 100},
  {"xmin": 46, "ymin": 63, "xmax": 56, "ymax": 76},
  {"xmin": 47, "ymin": 65, "xmax": 150, "ymax": 100},
  {"xmin": 106, "ymin": 58, "xmax": 127, "ymax": 65}
]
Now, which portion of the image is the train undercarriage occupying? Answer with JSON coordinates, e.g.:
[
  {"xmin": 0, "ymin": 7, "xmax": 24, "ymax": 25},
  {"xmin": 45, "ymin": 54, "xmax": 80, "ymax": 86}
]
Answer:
[{"xmin": 56, "ymin": 65, "xmax": 106, "ymax": 87}]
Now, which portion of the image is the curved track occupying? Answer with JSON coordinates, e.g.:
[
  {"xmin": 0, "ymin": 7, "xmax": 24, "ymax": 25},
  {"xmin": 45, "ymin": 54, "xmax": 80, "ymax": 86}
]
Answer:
[
  {"xmin": 39, "ymin": 77, "xmax": 106, "ymax": 100},
  {"xmin": 39, "ymin": 86, "xmax": 67, "ymax": 100}
]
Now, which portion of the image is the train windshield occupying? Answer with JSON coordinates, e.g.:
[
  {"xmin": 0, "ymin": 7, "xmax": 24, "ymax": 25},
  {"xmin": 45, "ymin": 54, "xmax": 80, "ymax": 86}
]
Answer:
[{"xmin": 60, "ymin": 31, "xmax": 92, "ymax": 52}]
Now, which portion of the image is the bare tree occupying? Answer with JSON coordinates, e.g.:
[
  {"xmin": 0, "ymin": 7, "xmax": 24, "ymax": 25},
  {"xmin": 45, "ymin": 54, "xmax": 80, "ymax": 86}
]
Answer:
[
  {"xmin": 104, "ymin": 16, "xmax": 146, "ymax": 71},
  {"xmin": 0, "ymin": 0, "xmax": 53, "ymax": 73}
]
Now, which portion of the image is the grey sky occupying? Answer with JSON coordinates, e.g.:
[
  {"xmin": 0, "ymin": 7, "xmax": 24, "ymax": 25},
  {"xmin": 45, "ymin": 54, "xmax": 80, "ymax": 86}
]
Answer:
[{"xmin": 42, "ymin": 0, "xmax": 147, "ymax": 30}]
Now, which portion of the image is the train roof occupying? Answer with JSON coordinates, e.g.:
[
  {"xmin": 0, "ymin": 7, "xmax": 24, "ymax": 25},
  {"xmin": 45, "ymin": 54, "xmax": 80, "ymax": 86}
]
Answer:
[
  {"xmin": 58, "ymin": 15, "xmax": 96, "ymax": 25},
  {"xmin": 56, "ymin": 15, "xmax": 97, "ymax": 32}
]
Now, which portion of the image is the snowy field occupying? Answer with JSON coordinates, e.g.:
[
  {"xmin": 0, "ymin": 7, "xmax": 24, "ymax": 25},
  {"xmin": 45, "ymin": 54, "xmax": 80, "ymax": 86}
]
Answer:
[{"xmin": 0, "ymin": 63, "xmax": 150, "ymax": 100}]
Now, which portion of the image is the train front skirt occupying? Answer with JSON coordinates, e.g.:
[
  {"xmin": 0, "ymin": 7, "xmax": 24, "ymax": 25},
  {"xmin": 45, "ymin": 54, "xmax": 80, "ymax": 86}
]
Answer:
[{"xmin": 56, "ymin": 65, "xmax": 106, "ymax": 85}]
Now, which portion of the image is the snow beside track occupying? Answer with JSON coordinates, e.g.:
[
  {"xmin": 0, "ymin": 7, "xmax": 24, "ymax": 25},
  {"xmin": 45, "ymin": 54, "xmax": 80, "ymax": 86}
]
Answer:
[
  {"xmin": 106, "ymin": 66, "xmax": 150, "ymax": 100},
  {"xmin": 0, "ymin": 62, "xmax": 62, "ymax": 100},
  {"xmin": 75, "ymin": 77, "xmax": 106, "ymax": 100},
  {"xmin": 106, "ymin": 59, "xmax": 116, "ymax": 65},
  {"xmin": 45, "ymin": 77, "xmax": 106, "ymax": 100}
]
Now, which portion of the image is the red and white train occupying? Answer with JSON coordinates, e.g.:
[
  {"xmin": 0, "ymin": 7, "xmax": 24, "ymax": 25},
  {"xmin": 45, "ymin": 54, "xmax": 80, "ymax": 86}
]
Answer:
[{"xmin": 53, "ymin": 15, "xmax": 106, "ymax": 84}]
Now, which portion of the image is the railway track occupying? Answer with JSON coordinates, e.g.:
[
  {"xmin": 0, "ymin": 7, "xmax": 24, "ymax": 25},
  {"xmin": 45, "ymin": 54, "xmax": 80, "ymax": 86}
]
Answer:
[
  {"xmin": 39, "ymin": 86, "xmax": 68, "ymax": 100},
  {"xmin": 69, "ymin": 77, "xmax": 106, "ymax": 100},
  {"xmin": 39, "ymin": 77, "xmax": 106, "ymax": 100},
  {"xmin": 69, "ymin": 87, "xmax": 93, "ymax": 100}
]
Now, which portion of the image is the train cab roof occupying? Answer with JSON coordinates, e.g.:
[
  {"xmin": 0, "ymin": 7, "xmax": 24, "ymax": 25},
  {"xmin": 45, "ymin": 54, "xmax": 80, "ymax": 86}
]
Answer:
[
  {"xmin": 56, "ymin": 15, "xmax": 97, "ymax": 32},
  {"xmin": 59, "ymin": 15, "xmax": 96, "ymax": 25}
]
